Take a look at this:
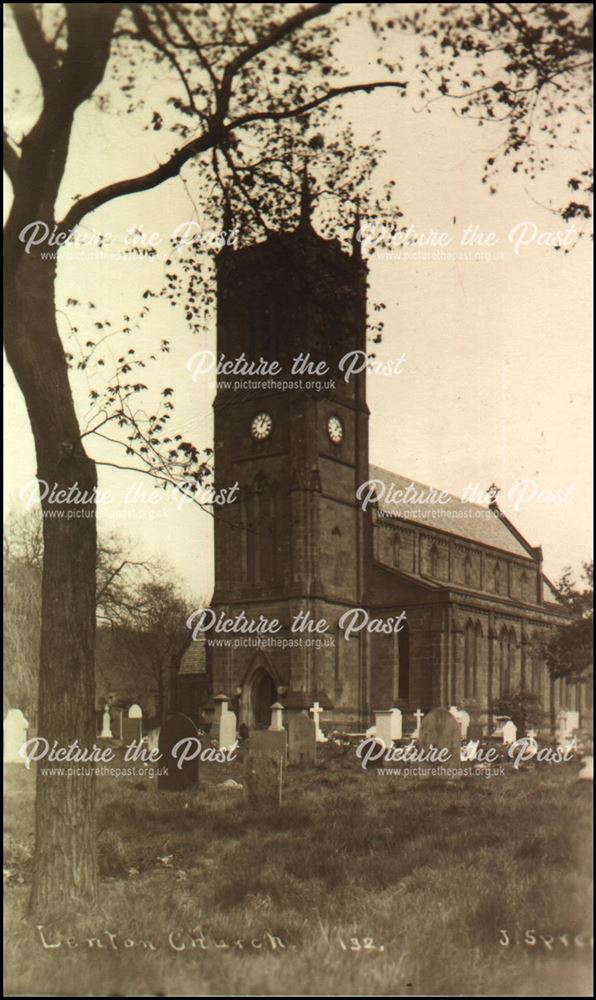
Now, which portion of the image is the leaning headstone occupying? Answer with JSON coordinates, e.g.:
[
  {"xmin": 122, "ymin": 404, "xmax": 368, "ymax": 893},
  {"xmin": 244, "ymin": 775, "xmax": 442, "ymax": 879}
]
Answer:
[
  {"xmin": 288, "ymin": 712, "xmax": 317, "ymax": 766},
  {"xmin": 157, "ymin": 713, "xmax": 200, "ymax": 792},
  {"xmin": 244, "ymin": 750, "xmax": 283, "ymax": 807},
  {"xmin": 122, "ymin": 704, "xmax": 143, "ymax": 745},
  {"xmin": 419, "ymin": 707, "xmax": 462, "ymax": 772},
  {"xmin": 374, "ymin": 708, "xmax": 402, "ymax": 747},
  {"xmin": 3, "ymin": 709, "xmax": 29, "ymax": 764}
]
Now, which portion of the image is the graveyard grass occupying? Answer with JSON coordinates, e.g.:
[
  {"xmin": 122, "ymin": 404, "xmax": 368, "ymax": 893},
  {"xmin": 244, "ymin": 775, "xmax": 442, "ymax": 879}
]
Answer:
[{"xmin": 4, "ymin": 751, "xmax": 593, "ymax": 997}]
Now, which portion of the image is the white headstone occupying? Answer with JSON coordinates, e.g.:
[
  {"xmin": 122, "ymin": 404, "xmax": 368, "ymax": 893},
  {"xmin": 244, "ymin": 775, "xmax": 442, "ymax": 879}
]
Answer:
[
  {"xmin": 269, "ymin": 702, "xmax": 284, "ymax": 733},
  {"xmin": 374, "ymin": 708, "xmax": 402, "ymax": 746},
  {"xmin": 145, "ymin": 727, "xmax": 160, "ymax": 753},
  {"xmin": 502, "ymin": 720, "xmax": 517, "ymax": 745},
  {"xmin": 100, "ymin": 707, "xmax": 112, "ymax": 738},
  {"xmin": 3, "ymin": 709, "xmax": 29, "ymax": 764},
  {"xmin": 309, "ymin": 701, "xmax": 326, "ymax": 742},
  {"xmin": 214, "ymin": 695, "xmax": 237, "ymax": 749},
  {"xmin": 556, "ymin": 709, "xmax": 580, "ymax": 740},
  {"xmin": 413, "ymin": 708, "xmax": 424, "ymax": 738},
  {"xmin": 449, "ymin": 706, "xmax": 470, "ymax": 740},
  {"xmin": 128, "ymin": 703, "xmax": 142, "ymax": 719}
]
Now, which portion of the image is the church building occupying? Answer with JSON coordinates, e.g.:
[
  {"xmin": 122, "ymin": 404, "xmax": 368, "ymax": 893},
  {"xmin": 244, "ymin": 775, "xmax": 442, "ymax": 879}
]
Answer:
[{"xmin": 177, "ymin": 206, "xmax": 582, "ymax": 736}]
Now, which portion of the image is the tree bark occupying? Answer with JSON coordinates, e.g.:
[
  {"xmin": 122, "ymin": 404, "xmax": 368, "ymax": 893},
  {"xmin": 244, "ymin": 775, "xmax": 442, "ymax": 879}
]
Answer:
[{"xmin": 5, "ymin": 248, "xmax": 98, "ymax": 915}]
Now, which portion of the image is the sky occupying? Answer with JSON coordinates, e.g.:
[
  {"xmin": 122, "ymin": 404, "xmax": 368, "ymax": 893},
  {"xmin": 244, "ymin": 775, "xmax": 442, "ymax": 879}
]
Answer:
[{"xmin": 4, "ymin": 6, "xmax": 593, "ymax": 601}]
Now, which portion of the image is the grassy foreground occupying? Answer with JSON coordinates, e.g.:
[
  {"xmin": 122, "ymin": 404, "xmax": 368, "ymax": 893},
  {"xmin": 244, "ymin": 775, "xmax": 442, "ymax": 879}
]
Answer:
[{"xmin": 4, "ymin": 747, "xmax": 593, "ymax": 997}]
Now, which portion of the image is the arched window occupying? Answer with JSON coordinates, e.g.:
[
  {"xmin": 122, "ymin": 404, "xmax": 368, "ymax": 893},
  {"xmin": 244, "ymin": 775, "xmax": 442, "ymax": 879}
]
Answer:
[
  {"xmin": 246, "ymin": 474, "xmax": 277, "ymax": 584},
  {"xmin": 430, "ymin": 544, "xmax": 439, "ymax": 577},
  {"xmin": 494, "ymin": 561, "xmax": 502, "ymax": 594},
  {"xmin": 474, "ymin": 622, "xmax": 482, "ymax": 698},
  {"xmin": 397, "ymin": 621, "xmax": 410, "ymax": 701},
  {"xmin": 334, "ymin": 623, "xmax": 343, "ymax": 694},
  {"xmin": 332, "ymin": 525, "xmax": 342, "ymax": 585},
  {"xmin": 499, "ymin": 626, "xmax": 515, "ymax": 695},
  {"xmin": 499, "ymin": 628, "xmax": 508, "ymax": 694},
  {"xmin": 520, "ymin": 571, "xmax": 528, "ymax": 601},
  {"xmin": 464, "ymin": 622, "xmax": 474, "ymax": 699},
  {"xmin": 464, "ymin": 554, "xmax": 473, "ymax": 587},
  {"xmin": 464, "ymin": 621, "xmax": 482, "ymax": 699},
  {"xmin": 392, "ymin": 532, "xmax": 401, "ymax": 568},
  {"xmin": 531, "ymin": 639, "xmax": 543, "ymax": 698}
]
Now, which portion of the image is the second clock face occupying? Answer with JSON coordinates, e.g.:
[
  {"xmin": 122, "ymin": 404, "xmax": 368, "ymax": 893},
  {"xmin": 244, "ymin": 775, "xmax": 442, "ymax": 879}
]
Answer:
[
  {"xmin": 327, "ymin": 415, "xmax": 343, "ymax": 444},
  {"xmin": 251, "ymin": 411, "xmax": 273, "ymax": 441}
]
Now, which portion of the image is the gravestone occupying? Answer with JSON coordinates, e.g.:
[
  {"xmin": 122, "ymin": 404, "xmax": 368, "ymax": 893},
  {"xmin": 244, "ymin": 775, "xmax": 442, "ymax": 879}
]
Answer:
[
  {"xmin": 557, "ymin": 710, "xmax": 579, "ymax": 745},
  {"xmin": 412, "ymin": 708, "xmax": 424, "ymax": 738},
  {"xmin": 250, "ymin": 702, "xmax": 288, "ymax": 763},
  {"xmin": 449, "ymin": 706, "xmax": 470, "ymax": 740},
  {"xmin": 419, "ymin": 707, "xmax": 462, "ymax": 770},
  {"xmin": 250, "ymin": 728, "xmax": 287, "ymax": 765},
  {"xmin": 374, "ymin": 708, "xmax": 402, "ymax": 746},
  {"xmin": 468, "ymin": 723, "xmax": 484, "ymax": 741},
  {"xmin": 3, "ymin": 709, "xmax": 29, "ymax": 764},
  {"xmin": 157, "ymin": 712, "xmax": 200, "ymax": 792},
  {"xmin": 492, "ymin": 716, "xmax": 516, "ymax": 744},
  {"xmin": 502, "ymin": 720, "xmax": 517, "ymax": 745},
  {"xmin": 122, "ymin": 704, "xmax": 143, "ymax": 745},
  {"xmin": 288, "ymin": 712, "xmax": 317, "ymax": 766},
  {"xmin": 269, "ymin": 702, "xmax": 284, "ymax": 732},
  {"xmin": 145, "ymin": 727, "xmax": 160, "ymax": 753},
  {"xmin": 244, "ymin": 750, "xmax": 284, "ymax": 807},
  {"xmin": 111, "ymin": 708, "xmax": 123, "ymax": 741},
  {"xmin": 100, "ymin": 707, "xmax": 112, "ymax": 738},
  {"xmin": 213, "ymin": 695, "xmax": 237, "ymax": 750},
  {"xmin": 310, "ymin": 701, "xmax": 327, "ymax": 742}
]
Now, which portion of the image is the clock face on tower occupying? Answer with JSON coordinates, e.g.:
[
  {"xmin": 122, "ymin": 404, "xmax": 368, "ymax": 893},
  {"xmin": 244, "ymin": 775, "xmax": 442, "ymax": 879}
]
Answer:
[
  {"xmin": 327, "ymin": 415, "xmax": 344, "ymax": 445},
  {"xmin": 251, "ymin": 412, "xmax": 273, "ymax": 441}
]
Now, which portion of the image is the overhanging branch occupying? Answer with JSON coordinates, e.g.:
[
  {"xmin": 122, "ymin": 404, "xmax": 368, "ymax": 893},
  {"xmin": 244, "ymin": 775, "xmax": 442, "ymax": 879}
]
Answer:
[{"xmin": 59, "ymin": 80, "xmax": 406, "ymax": 230}]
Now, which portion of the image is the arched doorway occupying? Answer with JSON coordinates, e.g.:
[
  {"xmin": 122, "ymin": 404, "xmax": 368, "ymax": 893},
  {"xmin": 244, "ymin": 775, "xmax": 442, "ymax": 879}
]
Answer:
[
  {"xmin": 251, "ymin": 669, "xmax": 277, "ymax": 728},
  {"xmin": 240, "ymin": 657, "xmax": 278, "ymax": 729}
]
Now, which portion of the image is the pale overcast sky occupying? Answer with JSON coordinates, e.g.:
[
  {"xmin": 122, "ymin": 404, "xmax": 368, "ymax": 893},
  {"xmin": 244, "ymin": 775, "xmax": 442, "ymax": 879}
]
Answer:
[{"xmin": 4, "ymin": 8, "xmax": 593, "ymax": 599}]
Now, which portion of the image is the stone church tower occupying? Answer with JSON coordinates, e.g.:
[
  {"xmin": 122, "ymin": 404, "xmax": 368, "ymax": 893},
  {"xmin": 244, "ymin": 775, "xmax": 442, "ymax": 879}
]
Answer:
[
  {"xmin": 176, "ymin": 202, "xmax": 584, "ymax": 736},
  {"xmin": 210, "ymin": 207, "xmax": 370, "ymax": 727}
]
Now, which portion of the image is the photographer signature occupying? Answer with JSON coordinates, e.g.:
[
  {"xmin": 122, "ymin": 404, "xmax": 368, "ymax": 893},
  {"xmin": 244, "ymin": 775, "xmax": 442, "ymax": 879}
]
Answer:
[{"xmin": 499, "ymin": 929, "xmax": 592, "ymax": 950}]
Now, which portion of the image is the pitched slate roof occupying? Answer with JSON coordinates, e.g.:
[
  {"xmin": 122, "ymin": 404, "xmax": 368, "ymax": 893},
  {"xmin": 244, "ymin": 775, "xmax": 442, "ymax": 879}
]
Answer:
[
  {"xmin": 179, "ymin": 637, "xmax": 207, "ymax": 676},
  {"xmin": 369, "ymin": 465, "xmax": 531, "ymax": 559}
]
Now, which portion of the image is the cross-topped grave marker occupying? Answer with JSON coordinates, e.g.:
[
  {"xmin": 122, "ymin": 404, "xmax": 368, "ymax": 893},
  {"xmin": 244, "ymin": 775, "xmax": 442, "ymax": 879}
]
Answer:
[{"xmin": 310, "ymin": 701, "xmax": 326, "ymax": 742}]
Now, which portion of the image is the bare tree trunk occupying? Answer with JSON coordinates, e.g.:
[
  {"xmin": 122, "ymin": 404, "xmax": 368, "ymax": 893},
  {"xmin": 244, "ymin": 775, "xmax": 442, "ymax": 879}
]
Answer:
[{"xmin": 5, "ymin": 248, "xmax": 98, "ymax": 914}]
